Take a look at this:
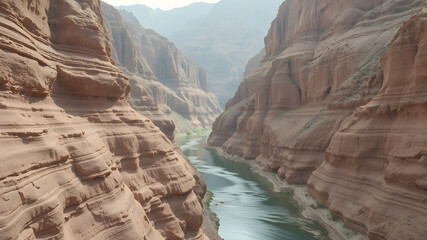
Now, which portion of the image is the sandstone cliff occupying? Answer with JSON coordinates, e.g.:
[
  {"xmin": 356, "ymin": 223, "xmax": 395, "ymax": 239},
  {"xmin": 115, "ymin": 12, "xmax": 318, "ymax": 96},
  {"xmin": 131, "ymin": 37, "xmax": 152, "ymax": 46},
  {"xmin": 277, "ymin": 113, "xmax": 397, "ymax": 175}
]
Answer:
[
  {"xmin": 0, "ymin": 0, "xmax": 208, "ymax": 239},
  {"xmin": 209, "ymin": 0, "xmax": 426, "ymax": 238},
  {"xmin": 101, "ymin": 3, "xmax": 221, "ymax": 138},
  {"xmin": 308, "ymin": 7, "xmax": 427, "ymax": 239}
]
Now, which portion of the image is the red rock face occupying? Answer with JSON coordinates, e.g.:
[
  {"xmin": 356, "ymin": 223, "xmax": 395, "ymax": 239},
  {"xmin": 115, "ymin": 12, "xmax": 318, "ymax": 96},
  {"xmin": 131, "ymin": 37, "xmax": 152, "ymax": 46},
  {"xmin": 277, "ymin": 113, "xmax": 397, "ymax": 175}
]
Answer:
[
  {"xmin": 101, "ymin": 3, "xmax": 222, "ymax": 137},
  {"xmin": 209, "ymin": 0, "xmax": 426, "ymax": 237},
  {"xmin": 308, "ymin": 7, "xmax": 427, "ymax": 239},
  {"xmin": 209, "ymin": 0, "xmax": 423, "ymax": 183},
  {"xmin": 0, "ymin": 0, "xmax": 206, "ymax": 239}
]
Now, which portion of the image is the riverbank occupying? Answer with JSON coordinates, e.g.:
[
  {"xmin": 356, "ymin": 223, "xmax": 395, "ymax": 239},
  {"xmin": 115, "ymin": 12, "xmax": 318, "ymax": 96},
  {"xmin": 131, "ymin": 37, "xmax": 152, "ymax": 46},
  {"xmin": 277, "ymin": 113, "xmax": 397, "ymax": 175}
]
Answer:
[
  {"xmin": 202, "ymin": 191, "xmax": 223, "ymax": 240},
  {"xmin": 174, "ymin": 125, "xmax": 212, "ymax": 139},
  {"xmin": 206, "ymin": 146, "xmax": 367, "ymax": 240},
  {"xmin": 173, "ymin": 140, "xmax": 222, "ymax": 240}
]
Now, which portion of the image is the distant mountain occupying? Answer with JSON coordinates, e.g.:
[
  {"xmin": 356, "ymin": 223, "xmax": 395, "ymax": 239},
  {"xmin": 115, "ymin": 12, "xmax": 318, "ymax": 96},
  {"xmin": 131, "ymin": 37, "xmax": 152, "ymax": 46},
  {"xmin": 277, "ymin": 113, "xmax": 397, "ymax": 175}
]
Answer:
[
  {"xmin": 102, "ymin": 2, "xmax": 222, "ymax": 137},
  {"xmin": 117, "ymin": 2, "xmax": 214, "ymax": 38},
  {"xmin": 118, "ymin": 0, "xmax": 282, "ymax": 107}
]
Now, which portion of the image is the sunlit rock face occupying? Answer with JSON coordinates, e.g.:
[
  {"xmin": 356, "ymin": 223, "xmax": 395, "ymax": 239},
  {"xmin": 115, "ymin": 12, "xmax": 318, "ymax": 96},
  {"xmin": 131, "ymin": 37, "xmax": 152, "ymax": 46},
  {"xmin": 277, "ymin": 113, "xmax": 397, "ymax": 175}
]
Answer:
[
  {"xmin": 102, "ymin": 3, "xmax": 222, "ymax": 138},
  {"xmin": 209, "ymin": 0, "xmax": 426, "ymax": 238},
  {"xmin": 0, "ymin": 0, "xmax": 207, "ymax": 239}
]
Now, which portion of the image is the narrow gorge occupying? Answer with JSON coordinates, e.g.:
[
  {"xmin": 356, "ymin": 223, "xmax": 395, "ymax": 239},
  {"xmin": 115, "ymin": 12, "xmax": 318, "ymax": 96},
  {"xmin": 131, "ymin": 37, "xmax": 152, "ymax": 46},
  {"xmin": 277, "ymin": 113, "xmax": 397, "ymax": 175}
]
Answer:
[
  {"xmin": 1, "ymin": 0, "xmax": 426, "ymax": 239},
  {"xmin": 102, "ymin": 2, "xmax": 222, "ymax": 139}
]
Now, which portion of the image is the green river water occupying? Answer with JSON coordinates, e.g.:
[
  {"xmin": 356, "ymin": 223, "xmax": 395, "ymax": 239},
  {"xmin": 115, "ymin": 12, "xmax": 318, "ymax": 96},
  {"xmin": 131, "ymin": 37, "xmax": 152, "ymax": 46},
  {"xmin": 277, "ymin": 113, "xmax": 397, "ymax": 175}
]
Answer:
[{"xmin": 176, "ymin": 133, "xmax": 329, "ymax": 240}]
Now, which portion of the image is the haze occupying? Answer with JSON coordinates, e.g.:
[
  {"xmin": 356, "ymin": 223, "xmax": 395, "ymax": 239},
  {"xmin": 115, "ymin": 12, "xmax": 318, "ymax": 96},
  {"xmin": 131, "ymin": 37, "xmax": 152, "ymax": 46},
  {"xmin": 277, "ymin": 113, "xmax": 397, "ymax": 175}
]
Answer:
[{"xmin": 102, "ymin": 0, "xmax": 220, "ymax": 10}]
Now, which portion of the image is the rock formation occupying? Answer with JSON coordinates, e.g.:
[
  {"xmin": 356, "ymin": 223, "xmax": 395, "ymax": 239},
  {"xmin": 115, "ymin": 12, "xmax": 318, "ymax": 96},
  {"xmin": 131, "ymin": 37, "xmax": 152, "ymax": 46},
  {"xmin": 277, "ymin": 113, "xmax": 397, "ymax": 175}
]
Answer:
[
  {"xmin": 209, "ymin": 0, "xmax": 426, "ymax": 238},
  {"xmin": 121, "ymin": 0, "xmax": 282, "ymax": 107},
  {"xmin": 102, "ymin": 3, "xmax": 222, "ymax": 138},
  {"xmin": 0, "ymin": 0, "xmax": 208, "ymax": 239},
  {"xmin": 243, "ymin": 49, "xmax": 265, "ymax": 79},
  {"xmin": 170, "ymin": 0, "xmax": 283, "ymax": 107},
  {"xmin": 308, "ymin": 7, "xmax": 427, "ymax": 239}
]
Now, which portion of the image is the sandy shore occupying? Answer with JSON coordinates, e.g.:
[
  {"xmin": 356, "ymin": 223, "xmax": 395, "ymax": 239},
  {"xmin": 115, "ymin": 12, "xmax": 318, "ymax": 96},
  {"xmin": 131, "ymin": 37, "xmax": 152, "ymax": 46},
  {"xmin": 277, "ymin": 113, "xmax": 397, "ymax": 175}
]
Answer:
[
  {"xmin": 207, "ymin": 146, "xmax": 367, "ymax": 240},
  {"xmin": 202, "ymin": 191, "xmax": 223, "ymax": 240}
]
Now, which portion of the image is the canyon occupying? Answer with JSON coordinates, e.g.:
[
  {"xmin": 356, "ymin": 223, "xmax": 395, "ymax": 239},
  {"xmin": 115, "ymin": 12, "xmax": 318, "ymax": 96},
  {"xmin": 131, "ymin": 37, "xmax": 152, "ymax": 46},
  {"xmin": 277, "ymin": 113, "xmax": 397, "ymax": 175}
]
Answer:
[
  {"xmin": 121, "ymin": 0, "xmax": 283, "ymax": 107},
  {"xmin": 0, "ymin": 0, "xmax": 209, "ymax": 239},
  {"xmin": 102, "ymin": 3, "xmax": 222, "ymax": 139},
  {"xmin": 1, "ymin": 0, "xmax": 426, "ymax": 239},
  {"xmin": 209, "ymin": 0, "xmax": 427, "ymax": 239}
]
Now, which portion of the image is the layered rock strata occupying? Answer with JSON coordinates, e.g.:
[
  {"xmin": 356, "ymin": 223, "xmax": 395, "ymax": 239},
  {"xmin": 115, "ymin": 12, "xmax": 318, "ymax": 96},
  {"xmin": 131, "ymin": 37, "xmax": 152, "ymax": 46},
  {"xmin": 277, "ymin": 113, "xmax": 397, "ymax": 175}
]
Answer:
[
  {"xmin": 0, "ymin": 0, "xmax": 207, "ymax": 239},
  {"xmin": 308, "ymin": 7, "xmax": 427, "ymax": 239},
  {"xmin": 209, "ymin": 0, "xmax": 423, "ymax": 183},
  {"xmin": 102, "ymin": 3, "xmax": 222, "ymax": 138},
  {"xmin": 209, "ymin": 0, "xmax": 426, "ymax": 238}
]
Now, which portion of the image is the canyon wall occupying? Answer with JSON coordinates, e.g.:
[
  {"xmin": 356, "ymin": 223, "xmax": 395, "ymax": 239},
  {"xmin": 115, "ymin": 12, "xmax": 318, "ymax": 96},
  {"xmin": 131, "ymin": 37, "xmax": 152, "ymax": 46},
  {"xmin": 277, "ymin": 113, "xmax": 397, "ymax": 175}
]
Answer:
[
  {"xmin": 308, "ymin": 7, "xmax": 427, "ymax": 239},
  {"xmin": 209, "ymin": 0, "xmax": 426, "ymax": 238},
  {"xmin": 0, "ymin": 0, "xmax": 208, "ymax": 239},
  {"xmin": 120, "ymin": 0, "xmax": 280, "ymax": 107},
  {"xmin": 102, "ymin": 3, "xmax": 222, "ymax": 138},
  {"xmin": 117, "ymin": 2, "xmax": 215, "ymax": 39}
]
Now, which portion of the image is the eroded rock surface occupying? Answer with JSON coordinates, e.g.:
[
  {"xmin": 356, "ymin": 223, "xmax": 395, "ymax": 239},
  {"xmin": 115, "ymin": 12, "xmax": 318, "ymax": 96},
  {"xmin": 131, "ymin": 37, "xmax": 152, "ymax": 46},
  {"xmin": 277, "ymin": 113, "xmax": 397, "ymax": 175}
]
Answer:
[
  {"xmin": 308, "ymin": 7, "xmax": 427, "ymax": 239},
  {"xmin": 0, "ymin": 0, "xmax": 207, "ymax": 239},
  {"xmin": 210, "ymin": 0, "xmax": 423, "ymax": 182},
  {"xmin": 209, "ymin": 0, "xmax": 426, "ymax": 238},
  {"xmin": 102, "ymin": 3, "xmax": 221, "ymax": 138}
]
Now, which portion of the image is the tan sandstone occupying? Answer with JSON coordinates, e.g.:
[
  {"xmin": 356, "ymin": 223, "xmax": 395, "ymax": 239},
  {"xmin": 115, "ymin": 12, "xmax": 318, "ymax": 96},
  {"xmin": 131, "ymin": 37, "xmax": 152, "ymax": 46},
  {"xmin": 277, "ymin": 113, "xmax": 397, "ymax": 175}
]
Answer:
[
  {"xmin": 0, "ymin": 0, "xmax": 209, "ymax": 239},
  {"xmin": 209, "ymin": 0, "xmax": 426, "ymax": 238}
]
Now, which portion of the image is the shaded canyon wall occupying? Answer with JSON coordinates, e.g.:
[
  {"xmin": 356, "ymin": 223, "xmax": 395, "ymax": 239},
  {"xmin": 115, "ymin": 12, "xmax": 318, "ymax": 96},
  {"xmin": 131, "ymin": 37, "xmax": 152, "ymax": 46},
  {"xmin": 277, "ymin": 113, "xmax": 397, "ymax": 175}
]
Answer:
[{"xmin": 102, "ymin": 3, "xmax": 222, "ymax": 138}]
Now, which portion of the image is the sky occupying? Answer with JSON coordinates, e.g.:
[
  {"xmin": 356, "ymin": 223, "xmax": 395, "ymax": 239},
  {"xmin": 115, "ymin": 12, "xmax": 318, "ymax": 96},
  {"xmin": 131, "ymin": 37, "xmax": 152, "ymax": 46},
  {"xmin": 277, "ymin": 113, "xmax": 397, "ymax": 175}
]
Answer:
[{"xmin": 102, "ymin": 0, "xmax": 220, "ymax": 10}]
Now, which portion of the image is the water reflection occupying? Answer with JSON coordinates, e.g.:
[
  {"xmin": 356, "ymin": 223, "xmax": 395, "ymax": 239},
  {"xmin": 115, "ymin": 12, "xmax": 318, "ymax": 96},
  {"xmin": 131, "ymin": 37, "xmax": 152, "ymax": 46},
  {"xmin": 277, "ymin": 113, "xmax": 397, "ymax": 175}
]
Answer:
[{"xmin": 177, "ymin": 133, "xmax": 329, "ymax": 240}]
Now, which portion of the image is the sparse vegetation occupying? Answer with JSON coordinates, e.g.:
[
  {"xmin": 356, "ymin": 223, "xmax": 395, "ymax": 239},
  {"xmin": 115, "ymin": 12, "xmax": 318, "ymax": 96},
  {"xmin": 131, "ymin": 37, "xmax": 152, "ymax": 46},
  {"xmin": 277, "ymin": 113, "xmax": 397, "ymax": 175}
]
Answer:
[
  {"xmin": 310, "ymin": 203, "xmax": 327, "ymax": 210},
  {"xmin": 204, "ymin": 191, "xmax": 220, "ymax": 230},
  {"xmin": 331, "ymin": 215, "xmax": 340, "ymax": 222}
]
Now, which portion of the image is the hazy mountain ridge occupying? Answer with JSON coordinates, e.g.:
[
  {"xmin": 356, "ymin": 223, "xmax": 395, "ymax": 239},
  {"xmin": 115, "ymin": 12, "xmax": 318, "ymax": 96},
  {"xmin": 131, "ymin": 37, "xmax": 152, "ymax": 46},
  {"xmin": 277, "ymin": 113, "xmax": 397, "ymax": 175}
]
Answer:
[
  {"xmin": 117, "ymin": 2, "xmax": 214, "ymax": 38},
  {"xmin": 117, "ymin": 0, "xmax": 283, "ymax": 107}
]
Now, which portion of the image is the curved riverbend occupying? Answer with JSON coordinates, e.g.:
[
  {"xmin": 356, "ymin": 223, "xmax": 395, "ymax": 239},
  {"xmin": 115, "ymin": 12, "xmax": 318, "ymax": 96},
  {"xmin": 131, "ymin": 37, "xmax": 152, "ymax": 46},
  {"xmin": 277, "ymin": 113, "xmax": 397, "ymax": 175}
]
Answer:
[{"xmin": 177, "ymin": 133, "xmax": 329, "ymax": 240}]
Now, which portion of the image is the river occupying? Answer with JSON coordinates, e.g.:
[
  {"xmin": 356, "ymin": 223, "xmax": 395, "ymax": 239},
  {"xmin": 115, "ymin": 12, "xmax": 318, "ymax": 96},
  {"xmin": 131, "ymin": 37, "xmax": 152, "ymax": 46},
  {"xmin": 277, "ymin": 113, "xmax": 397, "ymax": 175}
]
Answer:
[{"xmin": 176, "ymin": 133, "xmax": 329, "ymax": 240}]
